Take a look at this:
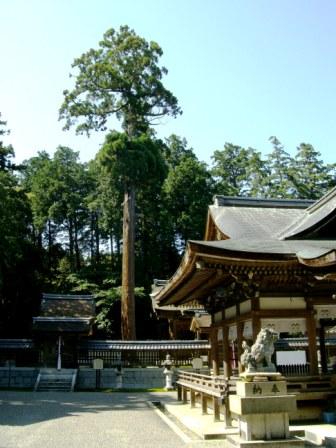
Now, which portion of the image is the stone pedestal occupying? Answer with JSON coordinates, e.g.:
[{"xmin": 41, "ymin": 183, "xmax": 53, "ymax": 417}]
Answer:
[
  {"xmin": 227, "ymin": 374, "xmax": 304, "ymax": 447},
  {"xmin": 163, "ymin": 368, "xmax": 174, "ymax": 390}
]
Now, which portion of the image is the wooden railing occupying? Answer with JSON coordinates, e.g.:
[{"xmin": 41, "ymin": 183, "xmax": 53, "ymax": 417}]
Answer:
[{"xmin": 176, "ymin": 370, "xmax": 235, "ymax": 424}]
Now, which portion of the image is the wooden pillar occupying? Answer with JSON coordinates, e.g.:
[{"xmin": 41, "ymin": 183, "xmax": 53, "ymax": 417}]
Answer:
[
  {"xmin": 177, "ymin": 384, "xmax": 182, "ymax": 401},
  {"xmin": 237, "ymin": 321, "xmax": 244, "ymax": 373},
  {"xmin": 211, "ymin": 327, "xmax": 219, "ymax": 376},
  {"xmin": 190, "ymin": 390, "xmax": 196, "ymax": 408},
  {"xmin": 222, "ymin": 325, "xmax": 231, "ymax": 378},
  {"xmin": 251, "ymin": 296, "xmax": 261, "ymax": 341},
  {"xmin": 223, "ymin": 395, "xmax": 232, "ymax": 427},
  {"xmin": 182, "ymin": 387, "xmax": 188, "ymax": 403},
  {"xmin": 252, "ymin": 315, "xmax": 261, "ymax": 341},
  {"xmin": 320, "ymin": 323, "xmax": 328, "ymax": 374},
  {"xmin": 201, "ymin": 393, "xmax": 207, "ymax": 414},
  {"xmin": 306, "ymin": 311, "xmax": 319, "ymax": 375},
  {"xmin": 213, "ymin": 397, "xmax": 220, "ymax": 421}
]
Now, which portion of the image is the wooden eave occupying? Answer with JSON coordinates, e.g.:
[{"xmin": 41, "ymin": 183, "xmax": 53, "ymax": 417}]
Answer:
[
  {"xmin": 298, "ymin": 249, "xmax": 336, "ymax": 268},
  {"xmin": 156, "ymin": 241, "xmax": 305, "ymax": 307},
  {"xmin": 204, "ymin": 210, "xmax": 228, "ymax": 241}
]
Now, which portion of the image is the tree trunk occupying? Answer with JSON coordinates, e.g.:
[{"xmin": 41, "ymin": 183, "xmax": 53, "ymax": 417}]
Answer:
[
  {"xmin": 69, "ymin": 218, "xmax": 74, "ymax": 269},
  {"xmin": 90, "ymin": 212, "xmax": 95, "ymax": 263},
  {"xmin": 74, "ymin": 214, "xmax": 81, "ymax": 271},
  {"xmin": 121, "ymin": 185, "xmax": 136, "ymax": 340},
  {"xmin": 95, "ymin": 213, "xmax": 100, "ymax": 263},
  {"xmin": 47, "ymin": 220, "xmax": 52, "ymax": 252}
]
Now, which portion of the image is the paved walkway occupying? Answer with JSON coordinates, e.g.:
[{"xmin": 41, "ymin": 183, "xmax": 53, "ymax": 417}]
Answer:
[
  {"xmin": 2, "ymin": 391, "xmax": 336, "ymax": 447},
  {"xmin": 0, "ymin": 391, "xmax": 187, "ymax": 448}
]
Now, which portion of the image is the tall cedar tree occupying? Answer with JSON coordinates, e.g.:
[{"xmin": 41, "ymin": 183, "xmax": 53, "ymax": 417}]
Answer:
[{"xmin": 60, "ymin": 26, "xmax": 181, "ymax": 339}]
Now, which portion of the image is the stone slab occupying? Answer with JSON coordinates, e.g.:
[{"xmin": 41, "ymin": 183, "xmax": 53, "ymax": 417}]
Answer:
[
  {"xmin": 240, "ymin": 372, "xmax": 284, "ymax": 382},
  {"xmin": 226, "ymin": 434, "xmax": 304, "ymax": 448},
  {"xmin": 229, "ymin": 394, "xmax": 297, "ymax": 415},
  {"xmin": 236, "ymin": 380, "xmax": 287, "ymax": 397},
  {"xmin": 305, "ymin": 424, "xmax": 336, "ymax": 446}
]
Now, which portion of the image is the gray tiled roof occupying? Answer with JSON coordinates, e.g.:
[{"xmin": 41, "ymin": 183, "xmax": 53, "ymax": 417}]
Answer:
[
  {"xmin": 40, "ymin": 293, "xmax": 95, "ymax": 318},
  {"xmin": 279, "ymin": 187, "xmax": 336, "ymax": 239},
  {"xmin": 80, "ymin": 340, "xmax": 211, "ymax": 350},
  {"xmin": 33, "ymin": 293, "xmax": 95, "ymax": 333},
  {"xmin": 0, "ymin": 339, "xmax": 34, "ymax": 349},
  {"xmin": 191, "ymin": 239, "xmax": 336, "ymax": 259},
  {"xmin": 209, "ymin": 205, "xmax": 305, "ymax": 239},
  {"xmin": 32, "ymin": 317, "xmax": 93, "ymax": 333}
]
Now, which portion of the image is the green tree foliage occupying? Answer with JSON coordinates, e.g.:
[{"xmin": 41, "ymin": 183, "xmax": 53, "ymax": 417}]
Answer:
[
  {"xmin": 23, "ymin": 147, "xmax": 94, "ymax": 277},
  {"xmin": 4, "ymin": 88, "xmax": 336, "ymax": 341},
  {"xmin": 292, "ymin": 143, "xmax": 336, "ymax": 199},
  {"xmin": 0, "ymin": 113, "xmax": 15, "ymax": 172},
  {"xmin": 264, "ymin": 136, "xmax": 296, "ymax": 198},
  {"xmin": 163, "ymin": 136, "xmax": 214, "ymax": 249},
  {"xmin": 211, "ymin": 143, "xmax": 251, "ymax": 196},
  {"xmin": 59, "ymin": 25, "xmax": 181, "ymax": 136},
  {"xmin": 97, "ymin": 132, "xmax": 168, "ymax": 279},
  {"xmin": 210, "ymin": 137, "xmax": 335, "ymax": 201},
  {"xmin": 211, "ymin": 143, "xmax": 269, "ymax": 197},
  {"xmin": 0, "ymin": 116, "xmax": 39, "ymax": 336},
  {"xmin": 98, "ymin": 132, "xmax": 167, "ymax": 189}
]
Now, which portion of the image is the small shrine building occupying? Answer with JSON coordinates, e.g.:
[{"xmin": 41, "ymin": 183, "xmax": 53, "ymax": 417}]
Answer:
[
  {"xmin": 33, "ymin": 293, "xmax": 95, "ymax": 368},
  {"xmin": 153, "ymin": 187, "xmax": 336, "ymax": 377}
]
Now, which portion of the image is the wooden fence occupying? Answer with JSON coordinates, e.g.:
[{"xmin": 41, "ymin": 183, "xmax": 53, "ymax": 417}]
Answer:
[
  {"xmin": 277, "ymin": 363, "xmax": 310, "ymax": 376},
  {"xmin": 77, "ymin": 340, "xmax": 211, "ymax": 368}
]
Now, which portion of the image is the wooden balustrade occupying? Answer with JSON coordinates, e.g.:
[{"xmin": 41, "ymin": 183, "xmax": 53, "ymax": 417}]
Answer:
[{"xmin": 176, "ymin": 370, "xmax": 235, "ymax": 424}]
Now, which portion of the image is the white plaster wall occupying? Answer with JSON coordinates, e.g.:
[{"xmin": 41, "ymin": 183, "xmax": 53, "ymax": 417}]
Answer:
[
  {"xmin": 214, "ymin": 311, "xmax": 222, "ymax": 323},
  {"xmin": 240, "ymin": 300, "xmax": 251, "ymax": 315},
  {"xmin": 225, "ymin": 305, "xmax": 236, "ymax": 319},
  {"xmin": 260, "ymin": 318, "xmax": 306, "ymax": 334},
  {"xmin": 260, "ymin": 296, "xmax": 306, "ymax": 310}
]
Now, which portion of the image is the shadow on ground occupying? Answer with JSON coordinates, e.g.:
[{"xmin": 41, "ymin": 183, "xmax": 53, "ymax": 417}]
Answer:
[{"xmin": 0, "ymin": 390, "xmax": 177, "ymax": 427}]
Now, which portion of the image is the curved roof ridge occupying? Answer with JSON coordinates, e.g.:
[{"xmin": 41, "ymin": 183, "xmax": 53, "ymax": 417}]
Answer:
[
  {"xmin": 213, "ymin": 195, "xmax": 313, "ymax": 209},
  {"xmin": 305, "ymin": 186, "xmax": 336, "ymax": 214},
  {"xmin": 279, "ymin": 187, "xmax": 336, "ymax": 239}
]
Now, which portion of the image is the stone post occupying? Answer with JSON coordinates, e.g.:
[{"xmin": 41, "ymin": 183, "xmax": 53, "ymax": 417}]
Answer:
[
  {"xmin": 162, "ymin": 354, "xmax": 174, "ymax": 390},
  {"xmin": 227, "ymin": 372, "xmax": 303, "ymax": 447}
]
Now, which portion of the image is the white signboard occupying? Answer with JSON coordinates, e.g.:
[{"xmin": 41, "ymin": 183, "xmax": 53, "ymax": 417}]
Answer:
[
  {"xmin": 191, "ymin": 357, "xmax": 203, "ymax": 369},
  {"xmin": 93, "ymin": 358, "xmax": 104, "ymax": 370},
  {"xmin": 276, "ymin": 351, "xmax": 306, "ymax": 365}
]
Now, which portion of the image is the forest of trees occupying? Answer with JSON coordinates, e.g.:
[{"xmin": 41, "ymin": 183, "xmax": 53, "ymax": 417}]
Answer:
[
  {"xmin": 1, "ymin": 117, "xmax": 335, "ymax": 339},
  {"xmin": 1, "ymin": 26, "xmax": 335, "ymax": 340}
]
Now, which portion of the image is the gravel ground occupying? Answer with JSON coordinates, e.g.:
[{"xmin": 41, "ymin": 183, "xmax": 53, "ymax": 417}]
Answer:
[{"xmin": 0, "ymin": 391, "xmax": 187, "ymax": 448}]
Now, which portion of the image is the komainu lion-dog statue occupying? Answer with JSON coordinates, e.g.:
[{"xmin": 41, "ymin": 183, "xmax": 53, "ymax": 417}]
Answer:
[{"xmin": 240, "ymin": 328, "xmax": 279, "ymax": 373}]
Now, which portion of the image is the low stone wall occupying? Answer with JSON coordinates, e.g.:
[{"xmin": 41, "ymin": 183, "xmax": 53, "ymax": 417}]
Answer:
[
  {"xmin": 77, "ymin": 367, "xmax": 210, "ymax": 390},
  {"xmin": 0, "ymin": 367, "xmax": 38, "ymax": 389},
  {"xmin": 77, "ymin": 367, "xmax": 165, "ymax": 390},
  {"xmin": 0, "ymin": 366, "xmax": 210, "ymax": 390}
]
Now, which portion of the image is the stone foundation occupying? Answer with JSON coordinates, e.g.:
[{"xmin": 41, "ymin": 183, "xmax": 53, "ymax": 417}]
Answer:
[
  {"xmin": 228, "ymin": 377, "xmax": 304, "ymax": 447},
  {"xmin": 0, "ymin": 367, "xmax": 38, "ymax": 388}
]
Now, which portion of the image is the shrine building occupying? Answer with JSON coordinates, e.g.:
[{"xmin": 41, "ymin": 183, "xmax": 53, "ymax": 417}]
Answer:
[{"xmin": 152, "ymin": 187, "xmax": 336, "ymax": 378}]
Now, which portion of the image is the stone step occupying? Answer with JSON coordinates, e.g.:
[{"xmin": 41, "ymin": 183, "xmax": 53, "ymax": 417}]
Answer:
[
  {"xmin": 39, "ymin": 378, "xmax": 72, "ymax": 382},
  {"xmin": 35, "ymin": 368, "xmax": 77, "ymax": 392}
]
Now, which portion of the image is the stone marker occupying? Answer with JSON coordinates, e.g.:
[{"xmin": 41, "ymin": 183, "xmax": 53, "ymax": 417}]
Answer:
[{"xmin": 227, "ymin": 328, "xmax": 304, "ymax": 447}]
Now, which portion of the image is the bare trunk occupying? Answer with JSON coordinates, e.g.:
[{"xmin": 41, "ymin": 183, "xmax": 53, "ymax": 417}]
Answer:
[
  {"xmin": 90, "ymin": 213, "xmax": 95, "ymax": 262},
  {"xmin": 69, "ymin": 218, "xmax": 74, "ymax": 269},
  {"xmin": 95, "ymin": 213, "xmax": 100, "ymax": 263},
  {"xmin": 74, "ymin": 215, "xmax": 81, "ymax": 271},
  {"xmin": 121, "ymin": 186, "xmax": 136, "ymax": 340}
]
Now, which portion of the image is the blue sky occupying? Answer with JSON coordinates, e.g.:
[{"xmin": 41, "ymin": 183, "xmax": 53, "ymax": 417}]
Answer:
[{"xmin": 1, "ymin": 0, "xmax": 336, "ymax": 166}]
